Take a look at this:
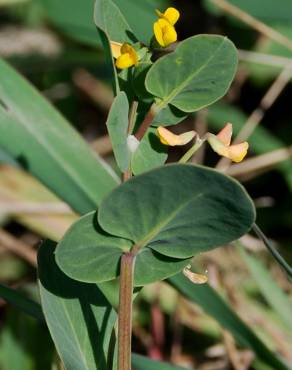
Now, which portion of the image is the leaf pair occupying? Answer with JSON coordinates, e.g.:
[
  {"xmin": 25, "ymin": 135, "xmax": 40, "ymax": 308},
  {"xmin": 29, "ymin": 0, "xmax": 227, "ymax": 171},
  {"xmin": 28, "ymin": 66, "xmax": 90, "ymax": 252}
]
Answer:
[{"xmin": 56, "ymin": 164, "xmax": 255, "ymax": 286}]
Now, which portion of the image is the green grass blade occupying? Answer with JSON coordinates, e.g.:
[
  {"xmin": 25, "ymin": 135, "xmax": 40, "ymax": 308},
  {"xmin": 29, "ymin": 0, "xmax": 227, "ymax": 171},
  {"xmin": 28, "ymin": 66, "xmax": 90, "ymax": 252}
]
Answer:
[
  {"xmin": 0, "ymin": 283, "xmax": 43, "ymax": 321},
  {"xmin": 0, "ymin": 58, "xmax": 119, "ymax": 214},
  {"xmin": 239, "ymin": 245, "xmax": 292, "ymax": 330}
]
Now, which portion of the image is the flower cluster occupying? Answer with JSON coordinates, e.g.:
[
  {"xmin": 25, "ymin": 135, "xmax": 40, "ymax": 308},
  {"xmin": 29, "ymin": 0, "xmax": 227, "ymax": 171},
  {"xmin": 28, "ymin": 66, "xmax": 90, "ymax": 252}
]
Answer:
[
  {"xmin": 157, "ymin": 123, "xmax": 248, "ymax": 163},
  {"xmin": 111, "ymin": 7, "xmax": 180, "ymax": 69}
]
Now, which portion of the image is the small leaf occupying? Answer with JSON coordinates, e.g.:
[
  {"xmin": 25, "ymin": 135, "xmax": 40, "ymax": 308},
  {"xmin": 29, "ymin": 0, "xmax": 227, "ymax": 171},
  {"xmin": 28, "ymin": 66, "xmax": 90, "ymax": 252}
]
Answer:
[
  {"xmin": 94, "ymin": 0, "xmax": 137, "ymax": 44},
  {"xmin": 98, "ymin": 164, "xmax": 256, "ymax": 259},
  {"xmin": 106, "ymin": 92, "xmax": 130, "ymax": 172},
  {"xmin": 145, "ymin": 35, "xmax": 238, "ymax": 113},
  {"xmin": 131, "ymin": 127, "xmax": 168, "ymax": 175}
]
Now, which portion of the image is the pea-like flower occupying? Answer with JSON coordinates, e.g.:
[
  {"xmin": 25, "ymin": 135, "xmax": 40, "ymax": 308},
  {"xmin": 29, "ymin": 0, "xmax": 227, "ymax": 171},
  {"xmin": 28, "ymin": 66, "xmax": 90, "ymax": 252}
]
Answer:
[
  {"xmin": 157, "ymin": 123, "xmax": 248, "ymax": 163},
  {"xmin": 207, "ymin": 123, "xmax": 248, "ymax": 163},
  {"xmin": 155, "ymin": 7, "xmax": 180, "ymax": 26},
  {"xmin": 154, "ymin": 7, "xmax": 180, "ymax": 47},
  {"xmin": 157, "ymin": 126, "xmax": 196, "ymax": 146},
  {"xmin": 111, "ymin": 42, "xmax": 139, "ymax": 69}
]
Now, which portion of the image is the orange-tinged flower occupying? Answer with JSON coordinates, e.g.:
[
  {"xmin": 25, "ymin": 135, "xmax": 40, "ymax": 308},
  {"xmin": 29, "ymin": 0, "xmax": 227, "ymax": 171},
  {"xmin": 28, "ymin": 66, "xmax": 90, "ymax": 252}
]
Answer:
[
  {"xmin": 114, "ymin": 43, "xmax": 138, "ymax": 69},
  {"xmin": 207, "ymin": 123, "xmax": 248, "ymax": 163},
  {"xmin": 156, "ymin": 7, "xmax": 180, "ymax": 26},
  {"xmin": 157, "ymin": 126, "xmax": 196, "ymax": 146},
  {"xmin": 153, "ymin": 18, "xmax": 177, "ymax": 47}
]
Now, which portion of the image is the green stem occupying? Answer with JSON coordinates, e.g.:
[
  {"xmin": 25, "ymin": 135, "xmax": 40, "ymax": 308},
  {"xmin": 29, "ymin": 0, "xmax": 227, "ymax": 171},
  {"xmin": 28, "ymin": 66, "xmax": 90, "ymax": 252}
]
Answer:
[
  {"xmin": 252, "ymin": 223, "xmax": 292, "ymax": 279},
  {"xmin": 178, "ymin": 138, "xmax": 204, "ymax": 163},
  {"xmin": 118, "ymin": 252, "xmax": 136, "ymax": 370}
]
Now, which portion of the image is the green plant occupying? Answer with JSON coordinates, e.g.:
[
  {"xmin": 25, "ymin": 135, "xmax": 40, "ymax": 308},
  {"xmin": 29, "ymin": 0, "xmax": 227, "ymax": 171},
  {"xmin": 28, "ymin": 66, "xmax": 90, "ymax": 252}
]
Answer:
[{"xmin": 0, "ymin": 1, "xmax": 291, "ymax": 370}]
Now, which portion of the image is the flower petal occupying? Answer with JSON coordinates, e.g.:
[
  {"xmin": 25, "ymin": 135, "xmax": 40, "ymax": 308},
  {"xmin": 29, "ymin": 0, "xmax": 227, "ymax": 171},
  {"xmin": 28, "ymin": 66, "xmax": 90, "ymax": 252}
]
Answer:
[
  {"xmin": 157, "ymin": 126, "xmax": 195, "ymax": 146},
  {"xmin": 153, "ymin": 20, "xmax": 165, "ymax": 47},
  {"xmin": 154, "ymin": 19, "xmax": 177, "ymax": 47},
  {"xmin": 207, "ymin": 133, "xmax": 248, "ymax": 162},
  {"xmin": 110, "ymin": 41, "xmax": 122, "ymax": 58},
  {"xmin": 115, "ymin": 43, "xmax": 138, "ymax": 69},
  {"xmin": 156, "ymin": 7, "xmax": 180, "ymax": 26},
  {"xmin": 115, "ymin": 53, "xmax": 135, "ymax": 69},
  {"xmin": 227, "ymin": 142, "xmax": 249, "ymax": 162},
  {"xmin": 216, "ymin": 122, "xmax": 232, "ymax": 146}
]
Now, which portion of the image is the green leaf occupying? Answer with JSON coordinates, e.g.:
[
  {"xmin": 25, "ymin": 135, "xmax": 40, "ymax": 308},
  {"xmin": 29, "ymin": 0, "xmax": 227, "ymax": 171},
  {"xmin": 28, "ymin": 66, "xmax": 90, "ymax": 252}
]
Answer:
[
  {"xmin": 113, "ymin": 0, "xmax": 170, "ymax": 44},
  {"xmin": 169, "ymin": 274, "xmax": 291, "ymax": 370},
  {"xmin": 39, "ymin": 0, "xmax": 100, "ymax": 46},
  {"xmin": 98, "ymin": 164, "xmax": 255, "ymax": 259},
  {"xmin": 132, "ymin": 62, "xmax": 154, "ymax": 102},
  {"xmin": 56, "ymin": 212, "xmax": 130, "ymax": 284},
  {"xmin": 131, "ymin": 127, "xmax": 168, "ymax": 175},
  {"xmin": 132, "ymin": 354, "xmax": 192, "ymax": 370},
  {"xmin": 56, "ymin": 211, "xmax": 191, "ymax": 286},
  {"xmin": 151, "ymin": 105, "xmax": 187, "ymax": 127},
  {"xmin": 0, "ymin": 58, "xmax": 118, "ymax": 215},
  {"xmin": 106, "ymin": 92, "xmax": 130, "ymax": 172},
  {"xmin": 38, "ymin": 240, "xmax": 117, "ymax": 370},
  {"xmin": 0, "ymin": 309, "xmax": 54, "ymax": 370},
  {"xmin": 239, "ymin": 246, "xmax": 292, "ymax": 331},
  {"xmin": 145, "ymin": 35, "xmax": 238, "ymax": 113},
  {"xmin": 0, "ymin": 283, "xmax": 43, "ymax": 321},
  {"xmin": 94, "ymin": 0, "xmax": 136, "ymax": 44}
]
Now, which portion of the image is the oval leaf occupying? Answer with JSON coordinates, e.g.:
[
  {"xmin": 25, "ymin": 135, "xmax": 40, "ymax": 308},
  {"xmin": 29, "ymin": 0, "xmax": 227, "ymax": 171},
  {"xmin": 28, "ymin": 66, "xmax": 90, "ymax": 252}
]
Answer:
[
  {"xmin": 98, "ymin": 164, "xmax": 256, "ymax": 259},
  {"xmin": 145, "ymin": 35, "xmax": 238, "ymax": 113},
  {"xmin": 94, "ymin": 0, "xmax": 137, "ymax": 44}
]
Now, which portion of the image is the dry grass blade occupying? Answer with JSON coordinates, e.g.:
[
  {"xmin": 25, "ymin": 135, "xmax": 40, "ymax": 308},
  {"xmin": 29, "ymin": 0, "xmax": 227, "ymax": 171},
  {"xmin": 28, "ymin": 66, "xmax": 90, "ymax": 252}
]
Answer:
[
  {"xmin": 239, "ymin": 50, "xmax": 292, "ymax": 69},
  {"xmin": 226, "ymin": 146, "xmax": 292, "ymax": 177},
  {"xmin": 209, "ymin": 0, "xmax": 292, "ymax": 51},
  {"xmin": 0, "ymin": 229, "xmax": 37, "ymax": 267}
]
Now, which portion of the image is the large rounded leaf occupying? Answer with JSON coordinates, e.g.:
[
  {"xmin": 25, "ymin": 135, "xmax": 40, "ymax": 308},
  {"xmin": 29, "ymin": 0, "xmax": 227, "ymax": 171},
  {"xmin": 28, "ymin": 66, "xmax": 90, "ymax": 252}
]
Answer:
[
  {"xmin": 56, "ymin": 212, "xmax": 191, "ymax": 286},
  {"xmin": 145, "ymin": 35, "xmax": 238, "ymax": 113},
  {"xmin": 98, "ymin": 164, "xmax": 256, "ymax": 258}
]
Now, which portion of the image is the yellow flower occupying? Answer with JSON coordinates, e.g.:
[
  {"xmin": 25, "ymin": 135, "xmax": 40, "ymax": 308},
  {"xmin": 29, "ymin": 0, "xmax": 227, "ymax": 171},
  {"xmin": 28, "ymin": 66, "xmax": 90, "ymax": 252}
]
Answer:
[
  {"xmin": 114, "ymin": 43, "xmax": 138, "ymax": 69},
  {"xmin": 153, "ymin": 18, "xmax": 177, "ymax": 47},
  {"xmin": 157, "ymin": 126, "xmax": 196, "ymax": 146},
  {"xmin": 156, "ymin": 7, "xmax": 180, "ymax": 26},
  {"xmin": 207, "ymin": 123, "xmax": 248, "ymax": 163}
]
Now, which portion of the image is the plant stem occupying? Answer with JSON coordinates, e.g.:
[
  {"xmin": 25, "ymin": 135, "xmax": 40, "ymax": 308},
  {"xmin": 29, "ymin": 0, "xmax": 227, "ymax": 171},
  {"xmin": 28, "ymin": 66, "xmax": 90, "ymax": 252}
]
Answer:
[
  {"xmin": 178, "ymin": 139, "xmax": 204, "ymax": 164},
  {"xmin": 135, "ymin": 109, "xmax": 154, "ymax": 141},
  {"xmin": 118, "ymin": 252, "xmax": 136, "ymax": 370},
  {"xmin": 252, "ymin": 223, "xmax": 292, "ymax": 279},
  {"xmin": 128, "ymin": 100, "xmax": 138, "ymax": 135}
]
